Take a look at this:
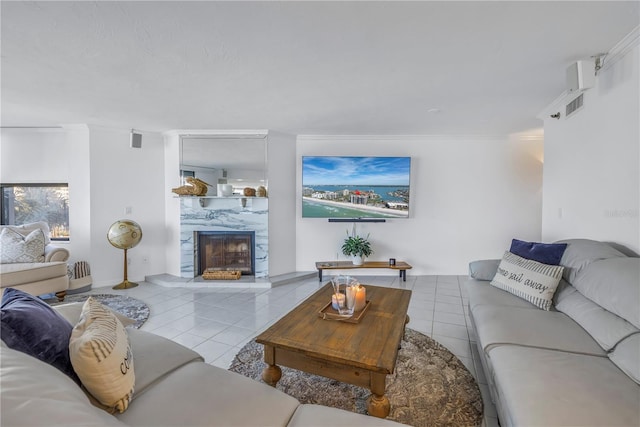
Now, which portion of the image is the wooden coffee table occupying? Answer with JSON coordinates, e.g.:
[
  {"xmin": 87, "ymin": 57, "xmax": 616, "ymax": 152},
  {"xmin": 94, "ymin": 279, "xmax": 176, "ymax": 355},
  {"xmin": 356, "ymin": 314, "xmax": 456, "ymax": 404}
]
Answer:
[{"xmin": 255, "ymin": 283, "xmax": 412, "ymax": 418}]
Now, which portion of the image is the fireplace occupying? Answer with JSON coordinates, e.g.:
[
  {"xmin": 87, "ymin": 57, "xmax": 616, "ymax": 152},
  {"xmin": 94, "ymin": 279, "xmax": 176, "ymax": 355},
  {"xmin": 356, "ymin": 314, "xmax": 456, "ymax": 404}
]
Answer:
[{"xmin": 195, "ymin": 231, "xmax": 256, "ymax": 276}]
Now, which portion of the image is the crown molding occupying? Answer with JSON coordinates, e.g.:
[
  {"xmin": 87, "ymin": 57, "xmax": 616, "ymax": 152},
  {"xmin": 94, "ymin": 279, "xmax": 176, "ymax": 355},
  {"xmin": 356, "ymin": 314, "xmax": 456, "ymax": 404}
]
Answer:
[
  {"xmin": 0, "ymin": 126, "xmax": 67, "ymax": 134},
  {"xmin": 297, "ymin": 134, "xmax": 514, "ymax": 142},
  {"xmin": 163, "ymin": 129, "xmax": 269, "ymax": 138},
  {"xmin": 602, "ymin": 25, "xmax": 640, "ymax": 71}
]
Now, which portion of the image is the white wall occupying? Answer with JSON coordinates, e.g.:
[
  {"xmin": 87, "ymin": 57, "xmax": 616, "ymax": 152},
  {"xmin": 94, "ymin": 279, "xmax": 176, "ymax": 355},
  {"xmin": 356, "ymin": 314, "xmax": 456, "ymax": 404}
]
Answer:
[
  {"xmin": 65, "ymin": 126, "xmax": 92, "ymax": 262},
  {"xmin": 2, "ymin": 127, "xmax": 545, "ymax": 279},
  {"xmin": 541, "ymin": 40, "xmax": 639, "ymax": 254},
  {"xmin": 87, "ymin": 126, "xmax": 166, "ymax": 286},
  {"xmin": 163, "ymin": 132, "xmax": 182, "ymax": 276},
  {"xmin": 0, "ymin": 127, "xmax": 90, "ymax": 260},
  {"xmin": 1, "ymin": 128, "xmax": 69, "ymax": 180},
  {"xmin": 296, "ymin": 135, "xmax": 544, "ymax": 275},
  {"xmin": 267, "ymin": 131, "xmax": 297, "ymax": 276}
]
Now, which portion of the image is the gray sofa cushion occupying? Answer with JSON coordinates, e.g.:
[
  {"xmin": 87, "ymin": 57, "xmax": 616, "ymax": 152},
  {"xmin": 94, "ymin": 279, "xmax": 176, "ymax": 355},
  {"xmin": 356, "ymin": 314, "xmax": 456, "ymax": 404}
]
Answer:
[
  {"xmin": 551, "ymin": 278, "xmax": 576, "ymax": 306},
  {"xmin": 468, "ymin": 259, "xmax": 500, "ymax": 281},
  {"xmin": 115, "ymin": 361, "xmax": 301, "ymax": 427},
  {"xmin": 556, "ymin": 288, "xmax": 638, "ymax": 351},
  {"xmin": 571, "ymin": 257, "xmax": 640, "ymax": 329},
  {"xmin": 51, "ymin": 311, "xmax": 203, "ymax": 401},
  {"xmin": 464, "ymin": 278, "xmax": 539, "ymax": 312},
  {"xmin": 557, "ymin": 238, "xmax": 626, "ymax": 283},
  {"xmin": 126, "ymin": 328, "xmax": 203, "ymax": 398},
  {"xmin": 609, "ymin": 333, "xmax": 640, "ymax": 385},
  {"xmin": 472, "ymin": 304, "xmax": 606, "ymax": 356},
  {"xmin": 288, "ymin": 404, "xmax": 406, "ymax": 426},
  {"xmin": 0, "ymin": 341, "xmax": 127, "ymax": 426},
  {"xmin": 490, "ymin": 345, "xmax": 640, "ymax": 426}
]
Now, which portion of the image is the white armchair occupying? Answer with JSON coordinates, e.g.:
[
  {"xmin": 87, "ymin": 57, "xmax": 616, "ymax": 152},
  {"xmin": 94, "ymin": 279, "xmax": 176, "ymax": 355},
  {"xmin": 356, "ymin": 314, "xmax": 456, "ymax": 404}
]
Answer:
[
  {"xmin": 0, "ymin": 222, "xmax": 70, "ymax": 301},
  {"xmin": 44, "ymin": 243, "xmax": 70, "ymax": 262}
]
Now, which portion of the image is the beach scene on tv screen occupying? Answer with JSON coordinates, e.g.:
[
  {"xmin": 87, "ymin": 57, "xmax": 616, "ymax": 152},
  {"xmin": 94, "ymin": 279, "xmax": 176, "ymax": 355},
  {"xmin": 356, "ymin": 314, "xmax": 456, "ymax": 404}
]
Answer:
[{"xmin": 302, "ymin": 156, "xmax": 411, "ymax": 218}]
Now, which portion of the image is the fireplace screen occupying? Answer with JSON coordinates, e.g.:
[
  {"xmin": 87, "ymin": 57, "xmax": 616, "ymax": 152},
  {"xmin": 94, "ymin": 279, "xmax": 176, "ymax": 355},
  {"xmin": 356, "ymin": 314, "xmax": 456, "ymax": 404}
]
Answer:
[{"xmin": 196, "ymin": 231, "xmax": 255, "ymax": 276}]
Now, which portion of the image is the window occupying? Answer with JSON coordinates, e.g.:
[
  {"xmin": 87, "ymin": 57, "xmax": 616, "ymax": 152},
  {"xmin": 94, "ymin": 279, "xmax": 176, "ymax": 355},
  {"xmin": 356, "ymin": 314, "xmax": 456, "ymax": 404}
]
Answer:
[{"xmin": 1, "ymin": 184, "xmax": 70, "ymax": 241}]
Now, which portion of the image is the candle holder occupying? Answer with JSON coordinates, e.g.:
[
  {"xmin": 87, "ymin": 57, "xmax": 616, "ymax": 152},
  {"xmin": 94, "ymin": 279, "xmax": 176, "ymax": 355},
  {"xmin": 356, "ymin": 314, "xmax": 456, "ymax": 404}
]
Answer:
[
  {"xmin": 330, "ymin": 275, "xmax": 358, "ymax": 316},
  {"xmin": 354, "ymin": 285, "xmax": 367, "ymax": 311},
  {"xmin": 319, "ymin": 298, "xmax": 371, "ymax": 323}
]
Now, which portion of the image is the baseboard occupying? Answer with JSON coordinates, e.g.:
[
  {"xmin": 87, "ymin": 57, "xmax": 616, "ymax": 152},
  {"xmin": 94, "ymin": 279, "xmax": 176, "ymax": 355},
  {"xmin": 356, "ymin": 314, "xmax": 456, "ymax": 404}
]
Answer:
[{"xmin": 269, "ymin": 271, "xmax": 316, "ymax": 287}]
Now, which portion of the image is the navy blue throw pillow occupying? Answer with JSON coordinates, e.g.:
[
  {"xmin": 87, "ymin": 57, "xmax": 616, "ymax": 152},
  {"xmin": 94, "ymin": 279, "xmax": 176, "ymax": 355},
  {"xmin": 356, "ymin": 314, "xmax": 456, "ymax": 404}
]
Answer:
[
  {"xmin": 510, "ymin": 239, "xmax": 568, "ymax": 266},
  {"xmin": 1, "ymin": 288, "xmax": 80, "ymax": 384}
]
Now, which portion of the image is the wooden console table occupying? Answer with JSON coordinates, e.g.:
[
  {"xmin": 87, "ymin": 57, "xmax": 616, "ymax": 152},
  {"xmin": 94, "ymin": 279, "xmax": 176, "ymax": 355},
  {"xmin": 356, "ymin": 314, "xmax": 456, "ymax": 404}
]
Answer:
[{"xmin": 315, "ymin": 261, "xmax": 412, "ymax": 282}]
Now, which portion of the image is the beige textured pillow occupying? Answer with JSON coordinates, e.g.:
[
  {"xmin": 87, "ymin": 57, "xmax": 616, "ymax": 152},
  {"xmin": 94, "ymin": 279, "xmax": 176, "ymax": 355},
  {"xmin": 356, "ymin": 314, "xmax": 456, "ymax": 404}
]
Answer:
[
  {"xmin": 0, "ymin": 221, "xmax": 51, "ymax": 244},
  {"xmin": 0, "ymin": 228, "xmax": 45, "ymax": 263},
  {"xmin": 491, "ymin": 251, "xmax": 564, "ymax": 311},
  {"xmin": 69, "ymin": 297, "xmax": 135, "ymax": 413}
]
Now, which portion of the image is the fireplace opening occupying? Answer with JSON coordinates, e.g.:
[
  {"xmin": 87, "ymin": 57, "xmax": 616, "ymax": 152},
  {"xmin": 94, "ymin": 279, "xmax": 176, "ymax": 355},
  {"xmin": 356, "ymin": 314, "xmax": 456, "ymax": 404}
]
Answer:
[{"xmin": 195, "ymin": 231, "xmax": 255, "ymax": 276}]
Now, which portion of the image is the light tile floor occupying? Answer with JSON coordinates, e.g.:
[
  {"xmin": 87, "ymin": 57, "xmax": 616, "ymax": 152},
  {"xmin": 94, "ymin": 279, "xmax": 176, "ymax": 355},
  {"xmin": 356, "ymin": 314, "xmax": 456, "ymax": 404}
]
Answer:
[{"xmin": 86, "ymin": 274, "xmax": 499, "ymax": 426}]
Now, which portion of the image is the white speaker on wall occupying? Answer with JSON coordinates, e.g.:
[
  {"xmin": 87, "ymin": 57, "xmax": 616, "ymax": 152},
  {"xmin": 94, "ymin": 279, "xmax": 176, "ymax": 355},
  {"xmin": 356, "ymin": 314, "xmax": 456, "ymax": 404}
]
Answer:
[
  {"xmin": 130, "ymin": 130, "xmax": 142, "ymax": 148},
  {"xmin": 566, "ymin": 60, "xmax": 595, "ymax": 93}
]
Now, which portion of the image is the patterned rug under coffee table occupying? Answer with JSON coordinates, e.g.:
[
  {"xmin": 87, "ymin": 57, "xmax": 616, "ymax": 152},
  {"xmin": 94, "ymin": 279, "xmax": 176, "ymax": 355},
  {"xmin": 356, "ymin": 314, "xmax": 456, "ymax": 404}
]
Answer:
[
  {"xmin": 230, "ymin": 328, "xmax": 483, "ymax": 427},
  {"xmin": 50, "ymin": 294, "xmax": 150, "ymax": 329}
]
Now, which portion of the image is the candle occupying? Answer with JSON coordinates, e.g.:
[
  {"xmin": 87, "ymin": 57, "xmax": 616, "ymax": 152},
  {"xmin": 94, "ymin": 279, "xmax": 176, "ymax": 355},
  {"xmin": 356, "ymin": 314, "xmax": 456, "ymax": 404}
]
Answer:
[
  {"xmin": 331, "ymin": 293, "xmax": 345, "ymax": 310},
  {"xmin": 355, "ymin": 285, "xmax": 366, "ymax": 311}
]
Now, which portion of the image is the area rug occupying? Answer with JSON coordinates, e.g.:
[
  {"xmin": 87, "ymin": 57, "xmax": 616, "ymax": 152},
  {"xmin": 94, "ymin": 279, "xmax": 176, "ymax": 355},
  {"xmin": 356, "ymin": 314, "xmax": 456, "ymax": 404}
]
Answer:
[
  {"xmin": 51, "ymin": 294, "xmax": 150, "ymax": 329},
  {"xmin": 229, "ymin": 328, "xmax": 483, "ymax": 427}
]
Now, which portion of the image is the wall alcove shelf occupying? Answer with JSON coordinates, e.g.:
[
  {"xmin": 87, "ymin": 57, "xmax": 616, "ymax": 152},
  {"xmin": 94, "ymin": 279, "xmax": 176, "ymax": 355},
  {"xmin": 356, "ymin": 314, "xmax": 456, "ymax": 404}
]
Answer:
[
  {"xmin": 177, "ymin": 195, "xmax": 269, "ymax": 210},
  {"xmin": 173, "ymin": 196, "xmax": 268, "ymax": 199}
]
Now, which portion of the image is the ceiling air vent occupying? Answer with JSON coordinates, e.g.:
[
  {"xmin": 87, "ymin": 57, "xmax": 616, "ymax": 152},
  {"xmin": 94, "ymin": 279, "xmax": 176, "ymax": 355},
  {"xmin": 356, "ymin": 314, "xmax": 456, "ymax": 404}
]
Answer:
[{"xmin": 566, "ymin": 93, "xmax": 584, "ymax": 117}]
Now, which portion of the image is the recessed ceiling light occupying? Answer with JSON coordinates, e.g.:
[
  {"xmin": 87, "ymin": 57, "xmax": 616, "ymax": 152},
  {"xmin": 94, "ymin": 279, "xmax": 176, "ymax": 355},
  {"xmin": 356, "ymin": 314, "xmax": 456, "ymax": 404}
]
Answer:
[{"xmin": 427, "ymin": 108, "xmax": 441, "ymax": 114}]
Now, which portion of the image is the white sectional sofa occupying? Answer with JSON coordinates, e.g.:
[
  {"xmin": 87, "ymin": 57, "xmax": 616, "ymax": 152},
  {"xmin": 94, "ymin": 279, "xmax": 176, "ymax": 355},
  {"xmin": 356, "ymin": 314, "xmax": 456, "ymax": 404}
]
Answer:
[
  {"xmin": 1, "ymin": 302, "xmax": 404, "ymax": 427},
  {"xmin": 465, "ymin": 239, "xmax": 640, "ymax": 426}
]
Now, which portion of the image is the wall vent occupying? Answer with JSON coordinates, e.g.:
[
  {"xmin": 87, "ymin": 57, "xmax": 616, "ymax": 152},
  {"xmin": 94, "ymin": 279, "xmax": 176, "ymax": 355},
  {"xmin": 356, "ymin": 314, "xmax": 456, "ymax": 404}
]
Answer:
[{"xmin": 566, "ymin": 94, "xmax": 584, "ymax": 117}]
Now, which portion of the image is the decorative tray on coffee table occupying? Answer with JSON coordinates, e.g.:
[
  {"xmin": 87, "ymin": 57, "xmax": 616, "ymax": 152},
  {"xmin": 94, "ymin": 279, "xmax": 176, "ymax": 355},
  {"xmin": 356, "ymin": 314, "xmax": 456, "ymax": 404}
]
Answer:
[{"xmin": 318, "ymin": 300, "xmax": 371, "ymax": 323}]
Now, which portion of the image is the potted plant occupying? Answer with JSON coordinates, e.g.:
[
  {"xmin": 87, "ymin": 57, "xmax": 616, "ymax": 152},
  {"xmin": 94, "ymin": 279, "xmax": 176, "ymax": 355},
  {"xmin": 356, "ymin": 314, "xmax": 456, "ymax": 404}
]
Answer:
[{"xmin": 341, "ymin": 230, "xmax": 373, "ymax": 266}]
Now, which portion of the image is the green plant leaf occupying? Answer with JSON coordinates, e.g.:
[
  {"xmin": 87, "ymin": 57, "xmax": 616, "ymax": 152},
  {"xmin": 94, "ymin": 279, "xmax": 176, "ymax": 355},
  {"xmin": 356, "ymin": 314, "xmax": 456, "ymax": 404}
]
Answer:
[{"xmin": 341, "ymin": 234, "xmax": 373, "ymax": 257}]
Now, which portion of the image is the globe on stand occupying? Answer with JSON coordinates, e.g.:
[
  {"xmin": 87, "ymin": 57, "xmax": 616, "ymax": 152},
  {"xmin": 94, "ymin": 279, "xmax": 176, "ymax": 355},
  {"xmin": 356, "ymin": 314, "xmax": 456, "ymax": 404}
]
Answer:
[{"xmin": 107, "ymin": 220, "xmax": 143, "ymax": 290}]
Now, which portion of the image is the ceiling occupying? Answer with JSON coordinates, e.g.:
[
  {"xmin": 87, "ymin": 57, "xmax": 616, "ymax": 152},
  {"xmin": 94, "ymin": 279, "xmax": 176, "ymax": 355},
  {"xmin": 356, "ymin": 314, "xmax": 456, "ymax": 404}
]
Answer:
[{"xmin": 1, "ymin": 1, "xmax": 638, "ymax": 136}]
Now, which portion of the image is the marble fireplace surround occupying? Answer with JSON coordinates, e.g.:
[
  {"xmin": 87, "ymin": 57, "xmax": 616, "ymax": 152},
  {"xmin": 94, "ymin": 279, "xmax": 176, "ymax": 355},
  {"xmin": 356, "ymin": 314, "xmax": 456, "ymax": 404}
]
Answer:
[{"xmin": 180, "ymin": 197, "xmax": 268, "ymax": 279}]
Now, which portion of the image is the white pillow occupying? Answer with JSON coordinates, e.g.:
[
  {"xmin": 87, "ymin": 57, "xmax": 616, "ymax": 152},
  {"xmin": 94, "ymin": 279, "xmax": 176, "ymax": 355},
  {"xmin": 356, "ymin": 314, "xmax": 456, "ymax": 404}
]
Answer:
[
  {"xmin": 0, "ymin": 228, "xmax": 45, "ymax": 263},
  {"xmin": 491, "ymin": 251, "xmax": 564, "ymax": 311},
  {"xmin": 0, "ymin": 221, "xmax": 51, "ymax": 244},
  {"xmin": 69, "ymin": 297, "xmax": 135, "ymax": 414}
]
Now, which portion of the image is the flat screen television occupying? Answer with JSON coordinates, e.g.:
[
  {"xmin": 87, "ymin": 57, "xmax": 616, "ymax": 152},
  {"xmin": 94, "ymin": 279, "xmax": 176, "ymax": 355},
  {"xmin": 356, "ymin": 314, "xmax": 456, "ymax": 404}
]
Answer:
[{"xmin": 302, "ymin": 156, "xmax": 411, "ymax": 219}]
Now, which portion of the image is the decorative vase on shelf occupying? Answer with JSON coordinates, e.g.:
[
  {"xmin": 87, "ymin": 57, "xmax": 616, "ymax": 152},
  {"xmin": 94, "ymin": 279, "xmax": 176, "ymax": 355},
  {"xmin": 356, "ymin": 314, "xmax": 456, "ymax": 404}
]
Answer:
[
  {"xmin": 217, "ymin": 184, "xmax": 233, "ymax": 197},
  {"xmin": 171, "ymin": 177, "xmax": 210, "ymax": 196},
  {"xmin": 352, "ymin": 255, "xmax": 364, "ymax": 266}
]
